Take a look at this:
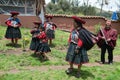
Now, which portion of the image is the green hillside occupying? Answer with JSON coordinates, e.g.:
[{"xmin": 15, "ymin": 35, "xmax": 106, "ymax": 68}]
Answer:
[{"xmin": 0, "ymin": 26, "xmax": 120, "ymax": 80}]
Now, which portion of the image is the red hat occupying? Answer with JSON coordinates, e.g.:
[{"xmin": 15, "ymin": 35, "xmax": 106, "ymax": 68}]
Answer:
[
  {"xmin": 72, "ymin": 16, "xmax": 86, "ymax": 24},
  {"xmin": 45, "ymin": 15, "xmax": 53, "ymax": 19},
  {"xmin": 33, "ymin": 21, "xmax": 42, "ymax": 25},
  {"xmin": 10, "ymin": 11, "xmax": 19, "ymax": 15}
]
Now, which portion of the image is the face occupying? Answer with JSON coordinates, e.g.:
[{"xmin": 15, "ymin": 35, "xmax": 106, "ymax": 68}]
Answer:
[
  {"xmin": 35, "ymin": 24, "xmax": 39, "ymax": 28},
  {"xmin": 73, "ymin": 21, "xmax": 78, "ymax": 29},
  {"xmin": 105, "ymin": 20, "xmax": 111, "ymax": 29},
  {"xmin": 40, "ymin": 28, "xmax": 43, "ymax": 32},
  {"xmin": 13, "ymin": 15, "xmax": 18, "ymax": 19},
  {"xmin": 47, "ymin": 18, "xmax": 52, "ymax": 22}
]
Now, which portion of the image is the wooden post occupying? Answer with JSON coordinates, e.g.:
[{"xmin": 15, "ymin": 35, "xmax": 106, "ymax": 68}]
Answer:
[
  {"xmin": 24, "ymin": 0, "xmax": 27, "ymax": 14},
  {"xmin": 33, "ymin": 0, "xmax": 36, "ymax": 15}
]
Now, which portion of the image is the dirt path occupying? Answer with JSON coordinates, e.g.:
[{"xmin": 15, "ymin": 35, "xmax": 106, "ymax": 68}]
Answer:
[
  {"xmin": 0, "ymin": 62, "xmax": 105, "ymax": 75},
  {"xmin": 0, "ymin": 64, "xmax": 100, "ymax": 75},
  {"xmin": 0, "ymin": 55, "xmax": 120, "ymax": 75},
  {"xmin": 0, "ymin": 48, "xmax": 120, "ymax": 75},
  {"xmin": 0, "ymin": 48, "xmax": 31, "ymax": 55}
]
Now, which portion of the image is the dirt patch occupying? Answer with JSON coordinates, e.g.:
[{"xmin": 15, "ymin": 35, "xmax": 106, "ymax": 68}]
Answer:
[
  {"xmin": 0, "ymin": 58, "xmax": 119, "ymax": 75},
  {"xmin": 0, "ymin": 48, "xmax": 31, "ymax": 55},
  {"xmin": 0, "ymin": 69, "xmax": 20, "ymax": 75},
  {"xmin": 114, "ymin": 55, "xmax": 120, "ymax": 62},
  {"xmin": 24, "ymin": 65, "xmax": 69, "ymax": 72},
  {"xmin": 83, "ymin": 63, "xmax": 103, "ymax": 67},
  {"xmin": 0, "ymin": 63, "xmax": 103, "ymax": 75}
]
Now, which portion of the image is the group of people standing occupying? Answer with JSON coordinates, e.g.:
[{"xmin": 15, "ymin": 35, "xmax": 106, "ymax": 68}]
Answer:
[
  {"xmin": 4, "ymin": 11, "xmax": 118, "ymax": 78},
  {"xmin": 29, "ymin": 15, "xmax": 57, "ymax": 60},
  {"xmin": 5, "ymin": 11, "xmax": 57, "ymax": 60},
  {"xmin": 65, "ymin": 16, "xmax": 118, "ymax": 77}
]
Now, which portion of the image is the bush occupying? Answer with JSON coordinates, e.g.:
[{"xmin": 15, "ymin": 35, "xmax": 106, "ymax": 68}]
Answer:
[{"xmin": 94, "ymin": 23, "xmax": 101, "ymax": 34}]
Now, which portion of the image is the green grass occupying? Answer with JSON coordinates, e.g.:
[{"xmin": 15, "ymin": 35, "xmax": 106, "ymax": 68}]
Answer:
[
  {"xmin": 0, "ymin": 26, "xmax": 68, "ymax": 70},
  {"xmin": 0, "ymin": 26, "xmax": 120, "ymax": 80},
  {"xmin": 0, "ymin": 65, "xmax": 120, "ymax": 80}
]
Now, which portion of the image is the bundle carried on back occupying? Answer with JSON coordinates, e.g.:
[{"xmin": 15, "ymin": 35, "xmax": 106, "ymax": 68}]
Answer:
[{"xmin": 78, "ymin": 28, "xmax": 96, "ymax": 51}]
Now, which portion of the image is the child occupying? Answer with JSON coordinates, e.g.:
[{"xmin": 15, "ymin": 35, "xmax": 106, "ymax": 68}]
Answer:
[
  {"xmin": 30, "ymin": 21, "xmax": 41, "ymax": 51},
  {"xmin": 44, "ymin": 15, "xmax": 57, "ymax": 45},
  {"xmin": 35, "ymin": 27, "xmax": 51, "ymax": 60}
]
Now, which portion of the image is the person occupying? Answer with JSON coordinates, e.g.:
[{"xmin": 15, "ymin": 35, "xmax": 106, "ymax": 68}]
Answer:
[
  {"xmin": 29, "ymin": 21, "xmax": 41, "ymax": 51},
  {"xmin": 65, "ymin": 16, "xmax": 96, "ymax": 78},
  {"xmin": 35, "ymin": 27, "xmax": 51, "ymax": 60},
  {"xmin": 44, "ymin": 15, "xmax": 57, "ymax": 45},
  {"xmin": 97, "ymin": 20, "xmax": 118, "ymax": 64},
  {"xmin": 5, "ymin": 11, "xmax": 21, "ymax": 45}
]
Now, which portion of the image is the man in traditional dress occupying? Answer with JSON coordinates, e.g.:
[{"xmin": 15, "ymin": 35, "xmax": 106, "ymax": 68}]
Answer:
[{"xmin": 97, "ymin": 20, "xmax": 118, "ymax": 64}]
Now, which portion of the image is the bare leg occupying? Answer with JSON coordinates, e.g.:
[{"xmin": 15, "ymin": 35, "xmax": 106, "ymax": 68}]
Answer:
[
  {"xmin": 49, "ymin": 39, "xmax": 52, "ymax": 45},
  {"xmin": 76, "ymin": 64, "xmax": 82, "ymax": 78},
  {"xmin": 66, "ymin": 63, "xmax": 73, "ymax": 74},
  {"xmin": 78, "ymin": 64, "xmax": 82, "ymax": 72},
  {"xmin": 11, "ymin": 38, "xmax": 14, "ymax": 44},
  {"xmin": 48, "ymin": 40, "xmax": 50, "ymax": 45},
  {"xmin": 42, "ymin": 52, "xmax": 47, "ymax": 60},
  {"xmin": 70, "ymin": 63, "xmax": 73, "ymax": 69},
  {"xmin": 34, "ymin": 51, "xmax": 41, "ymax": 57},
  {"xmin": 15, "ymin": 38, "xmax": 18, "ymax": 44}
]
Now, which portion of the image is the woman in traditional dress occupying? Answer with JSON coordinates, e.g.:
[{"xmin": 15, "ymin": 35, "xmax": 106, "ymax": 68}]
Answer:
[
  {"xmin": 65, "ymin": 16, "xmax": 96, "ymax": 78},
  {"xmin": 5, "ymin": 11, "xmax": 21, "ymax": 45}
]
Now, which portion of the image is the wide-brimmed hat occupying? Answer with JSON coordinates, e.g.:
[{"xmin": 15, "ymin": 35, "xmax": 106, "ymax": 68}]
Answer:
[
  {"xmin": 72, "ymin": 16, "xmax": 86, "ymax": 24},
  {"xmin": 45, "ymin": 15, "xmax": 53, "ymax": 19},
  {"xmin": 10, "ymin": 11, "xmax": 19, "ymax": 15},
  {"xmin": 33, "ymin": 21, "xmax": 42, "ymax": 25}
]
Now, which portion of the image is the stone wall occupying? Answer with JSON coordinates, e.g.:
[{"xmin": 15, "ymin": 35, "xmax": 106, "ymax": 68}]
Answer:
[{"xmin": 0, "ymin": 14, "xmax": 120, "ymax": 33}]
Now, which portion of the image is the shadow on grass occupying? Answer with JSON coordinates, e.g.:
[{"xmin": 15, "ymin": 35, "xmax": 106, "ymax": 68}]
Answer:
[
  {"xmin": 49, "ymin": 44, "xmax": 56, "ymax": 48},
  {"xmin": 6, "ymin": 43, "xmax": 22, "ymax": 48},
  {"xmin": 95, "ymin": 60, "xmax": 109, "ymax": 64},
  {"xmin": 66, "ymin": 69, "xmax": 95, "ymax": 79},
  {"xmin": 31, "ymin": 53, "xmax": 49, "ymax": 62}
]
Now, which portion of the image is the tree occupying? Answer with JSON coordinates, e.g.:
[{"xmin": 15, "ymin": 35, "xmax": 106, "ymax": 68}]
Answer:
[
  {"xmin": 67, "ymin": 0, "xmax": 80, "ymax": 7},
  {"xmin": 46, "ymin": 0, "xmax": 97, "ymax": 16},
  {"xmin": 51, "ymin": 0, "xmax": 59, "ymax": 4},
  {"xmin": 79, "ymin": 5, "xmax": 96, "ymax": 16},
  {"xmin": 115, "ymin": 0, "xmax": 120, "ymax": 20},
  {"xmin": 97, "ymin": 0, "xmax": 109, "ymax": 15},
  {"xmin": 83, "ymin": 0, "xmax": 89, "ymax": 6},
  {"xmin": 58, "ymin": 0, "xmax": 71, "ymax": 12}
]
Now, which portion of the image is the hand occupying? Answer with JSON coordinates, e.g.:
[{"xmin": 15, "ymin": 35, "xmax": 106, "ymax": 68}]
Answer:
[
  {"xmin": 75, "ymin": 46, "xmax": 80, "ymax": 54},
  {"xmin": 67, "ymin": 43, "xmax": 70, "ymax": 46},
  {"xmin": 34, "ymin": 28, "xmax": 37, "ymax": 31},
  {"xmin": 33, "ymin": 35, "xmax": 37, "ymax": 38},
  {"xmin": 13, "ymin": 25, "xmax": 18, "ymax": 28},
  {"xmin": 92, "ymin": 38, "xmax": 97, "ymax": 44},
  {"xmin": 75, "ymin": 49, "xmax": 79, "ymax": 54},
  {"xmin": 101, "ymin": 36, "xmax": 105, "ymax": 40},
  {"xmin": 107, "ymin": 38, "xmax": 111, "ymax": 41}
]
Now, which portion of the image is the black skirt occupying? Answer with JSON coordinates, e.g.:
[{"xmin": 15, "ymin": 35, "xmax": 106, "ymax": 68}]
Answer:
[
  {"xmin": 30, "ymin": 38, "xmax": 40, "ymax": 50},
  {"xmin": 5, "ymin": 27, "xmax": 21, "ymax": 39},
  {"xmin": 35, "ymin": 42, "xmax": 51, "ymax": 53},
  {"xmin": 46, "ymin": 29, "xmax": 55, "ymax": 39},
  {"xmin": 66, "ymin": 43, "xmax": 89, "ymax": 65}
]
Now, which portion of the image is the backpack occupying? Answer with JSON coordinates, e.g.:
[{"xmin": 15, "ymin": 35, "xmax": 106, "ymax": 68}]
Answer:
[{"xmin": 78, "ymin": 28, "xmax": 95, "ymax": 51}]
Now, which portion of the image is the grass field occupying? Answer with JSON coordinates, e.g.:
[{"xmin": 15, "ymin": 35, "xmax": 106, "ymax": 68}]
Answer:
[{"xmin": 0, "ymin": 26, "xmax": 120, "ymax": 80}]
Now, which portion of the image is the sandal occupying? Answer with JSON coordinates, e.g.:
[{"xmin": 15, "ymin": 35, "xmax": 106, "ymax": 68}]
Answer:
[
  {"xmin": 65, "ymin": 68, "xmax": 73, "ymax": 74},
  {"xmin": 76, "ymin": 71, "xmax": 80, "ymax": 78}
]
